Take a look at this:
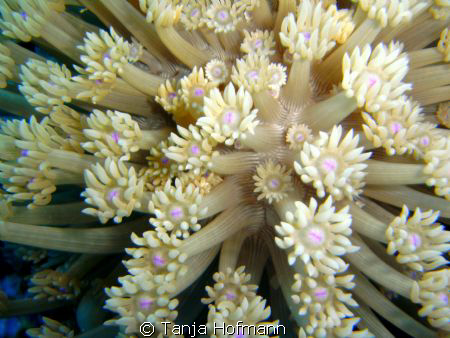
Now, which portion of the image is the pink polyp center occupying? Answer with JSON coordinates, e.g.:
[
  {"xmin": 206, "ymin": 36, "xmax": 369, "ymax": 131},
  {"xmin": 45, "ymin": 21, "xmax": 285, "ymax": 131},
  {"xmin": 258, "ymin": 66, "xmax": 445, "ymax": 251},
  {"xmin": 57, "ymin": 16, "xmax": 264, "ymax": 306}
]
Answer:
[
  {"xmin": 269, "ymin": 179, "xmax": 280, "ymax": 189},
  {"xmin": 103, "ymin": 52, "xmax": 111, "ymax": 60},
  {"xmin": 389, "ymin": 121, "xmax": 402, "ymax": 134},
  {"xmin": 295, "ymin": 133, "xmax": 304, "ymax": 142},
  {"xmin": 234, "ymin": 328, "xmax": 247, "ymax": 338},
  {"xmin": 111, "ymin": 132, "xmax": 120, "ymax": 143},
  {"xmin": 253, "ymin": 39, "xmax": 263, "ymax": 49},
  {"xmin": 152, "ymin": 254, "xmax": 166, "ymax": 267},
  {"xmin": 217, "ymin": 9, "xmax": 229, "ymax": 22},
  {"xmin": 107, "ymin": 189, "xmax": 119, "ymax": 201},
  {"xmin": 222, "ymin": 110, "xmax": 238, "ymax": 126},
  {"xmin": 246, "ymin": 70, "xmax": 259, "ymax": 80},
  {"xmin": 190, "ymin": 144, "xmax": 200, "ymax": 156},
  {"xmin": 368, "ymin": 74, "xmax": 379, "ymax": 88},
  {"xmin": 266, "ymin": 176, "xmax": 281, "ymax": 191},
  {"xmin": 439, "ymin": 293, "xmax": 448, "ymax": 305},
  {"xmin": 420, "ymin": 136, "xmax": 430, "ymax": 146},
  {"xmin": 169, "ymin": 206, "xmax": 184, "ymax": 220},
  {"xmin": 306, "ymin": 227, "xmax": 325, "ymax": 246},
  {"xmin": 321, "ymin": 158, "xmax": 338, "ymax": 173},
  {"xmin": 168, "ymin": 92, "xmax": 177, "ymax": 99},
  {"xmin": 190, "ymin": 8, "xmax": 200, "ymax": 17},
  {"xmin": 213, "ymin": 67, "xmax": 223, "ymax": 77},
  {"xmin": 408, "ymin": 233, "xmax": 422, "ymax": 250},
  {"xmin": 271, "ymin": 72, "xmax": 280, "ymax": 82},
  {"xmin": 225, "ymin": 291, "xmax": 236, "ymax": 300},
  {"xmin": 138, "ymin": 297, "xmax": 154, "ymax": 310},
  {"xmin": 301, "ymin": 31, "xmax": 311, "ymax": 41},
  {"xmin": 20, "ymin": 11, "xmax": 28, "ymax": 20},
  {"xmin": 193, "ymin": 87, "xmax": 205, "ymax": 97},
  {"xmin": 20, "ymin": 149, "xmax": 29, "ymax": 157},
  {"xmin": 313, "ymin": 287, "xmax": 328, "ymax": 301}
]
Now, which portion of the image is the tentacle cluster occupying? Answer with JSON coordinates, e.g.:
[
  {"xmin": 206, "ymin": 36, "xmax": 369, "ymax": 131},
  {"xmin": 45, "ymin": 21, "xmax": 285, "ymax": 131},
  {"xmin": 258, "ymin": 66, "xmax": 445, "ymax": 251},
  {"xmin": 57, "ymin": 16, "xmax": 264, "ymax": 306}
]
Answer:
[
  {"xmin": 82, "ymin": 158, "xmax": 144, "ymax": 223},
  {"xmin": 386, "ymin": 205, "xmax": 450, "ymax": 271},
  {"xmin": 275, "ymin": 196, "xmax": 358, "ymax": 276},
  {"xmin": 294, "ymin": 126, "xmax": 371, "ymax": 200}
]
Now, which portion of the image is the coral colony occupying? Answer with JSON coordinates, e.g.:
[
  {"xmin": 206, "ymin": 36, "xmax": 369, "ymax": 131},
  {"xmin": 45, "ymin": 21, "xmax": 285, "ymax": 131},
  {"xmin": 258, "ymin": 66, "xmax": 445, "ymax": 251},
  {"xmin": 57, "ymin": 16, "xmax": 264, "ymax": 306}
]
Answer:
[{"xmin": 0, "ymin": 0, "xmax": 449, "ymax": 337}]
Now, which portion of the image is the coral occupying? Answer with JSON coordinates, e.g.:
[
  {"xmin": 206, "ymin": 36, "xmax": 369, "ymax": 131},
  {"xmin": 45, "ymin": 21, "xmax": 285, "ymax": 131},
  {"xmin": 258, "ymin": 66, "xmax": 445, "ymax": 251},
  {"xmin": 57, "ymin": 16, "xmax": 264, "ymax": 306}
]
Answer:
[{"xmin": 0, "ymin": 0, "xmax": 448, "ymax": 337}]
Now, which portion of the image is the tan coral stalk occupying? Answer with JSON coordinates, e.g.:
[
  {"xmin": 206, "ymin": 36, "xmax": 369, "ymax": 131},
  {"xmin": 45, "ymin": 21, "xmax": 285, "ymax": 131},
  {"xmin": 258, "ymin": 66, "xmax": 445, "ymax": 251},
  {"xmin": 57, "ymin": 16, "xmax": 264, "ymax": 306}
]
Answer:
[
  {"xmin": 0, "ymin": 298, "xmax": 71, "ymax": 317},
  {"xmin": 0, "ymin": 89, "xmax": 37, "ymax": 119},
  {"xmin": 346, "ymin": 234, "xmax": 415, "ymax": 298},
  {"xmin": 243, "ymin": 121, "xmax": 291, "ymax": 152},
  {"xmin": 352, "ymin": 302, "xmax": 394, "ymax": 338},
  {"xmin": 395, "ymin": 11, "xmax": 449, "ymax": 52},
  {"xmin": 414, "ymin": 85, "xmax": 450, "ymax": 106},
  {"xmin": 0, "ymin": 219, "xmax": 147, "ymax": 253},
  {"xmin": 174, "ymin": 245, "xmax": 221, "ymax": 296},
  {"xmin": 238, "ymin": 235, "xmax": 269, "ymax": 285},
  {"xmin": 353, "ymin": 271, "xmax": 437, "ymax": 338},
  {"xmin": 301, "ymin": 92, "xmax": 358, "ymax": 130},
  {"xmin": 364, "ymin": 185, "xmax": 450, "ymax": 218},
  {"xmin": 9, "ymin": 202, "xmax": 92, "ymax": 225},
  {"xmin": 199, "ymin": 176, "xmax": 244, "ymax": 218},
  {"xmin": 349, "ymin": 201, "xmax": 388, "ymax": 242},
  {"xmin": 218, "ymin": 231, "xmax": 250, "ymax": 272},
  {"xmin": 409, "ymin": 48, "xmax": 447, "ymax": 69},
  {"xmin": 365, "ymin": 160, "xmax": 427, "ymax": 185},
  {"xmin": 179, "ymin": 204, "xmax": 264, "ymax": 257},
  {"xmin": 118, "ymin": 63, "xmax": 165, "ymax": 96},
  {"xmin": 407, "ymin": 65, "xmax": 450, "ymax": 95},
  {"xmin": 78, "ymin": 0, "xmax": 129, "ymax": 37},
  {"xmin": 209, "ymin": 151, "xmax": 260, "ymax": 174}
]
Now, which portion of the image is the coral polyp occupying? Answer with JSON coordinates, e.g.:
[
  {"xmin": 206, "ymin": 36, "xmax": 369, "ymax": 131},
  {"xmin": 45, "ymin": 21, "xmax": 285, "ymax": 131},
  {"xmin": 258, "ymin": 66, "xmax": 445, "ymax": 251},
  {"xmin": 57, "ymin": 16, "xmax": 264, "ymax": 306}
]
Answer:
[{"xmin": 0, "ymin": 0, "xmax": 448, "ymax": 337}]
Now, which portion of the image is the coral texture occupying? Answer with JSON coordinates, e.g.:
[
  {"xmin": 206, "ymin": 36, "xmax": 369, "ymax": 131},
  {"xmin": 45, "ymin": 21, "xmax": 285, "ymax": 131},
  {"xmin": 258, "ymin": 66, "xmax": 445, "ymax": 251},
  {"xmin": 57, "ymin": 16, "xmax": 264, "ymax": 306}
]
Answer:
[{"xmin": 0, "ymin": 0, "xmax": 448, "ymax": 337}]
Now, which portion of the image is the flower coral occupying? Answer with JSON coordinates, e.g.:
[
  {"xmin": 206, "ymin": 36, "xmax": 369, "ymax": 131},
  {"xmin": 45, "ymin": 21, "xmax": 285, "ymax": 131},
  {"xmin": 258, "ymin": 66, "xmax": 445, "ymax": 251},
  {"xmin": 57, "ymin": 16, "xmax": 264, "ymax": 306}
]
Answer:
[{"xmin": 0, "ymin": 0, "xmax": 448, "ymax": 337}]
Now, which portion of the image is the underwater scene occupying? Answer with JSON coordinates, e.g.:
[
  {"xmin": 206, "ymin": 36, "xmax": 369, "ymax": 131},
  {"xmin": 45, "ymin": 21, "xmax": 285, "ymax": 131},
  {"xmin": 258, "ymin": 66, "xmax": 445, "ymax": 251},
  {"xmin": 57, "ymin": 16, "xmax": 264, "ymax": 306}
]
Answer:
[{"xmin": 0, "ymin": 0, "xmax": 449, "ymax": 337}]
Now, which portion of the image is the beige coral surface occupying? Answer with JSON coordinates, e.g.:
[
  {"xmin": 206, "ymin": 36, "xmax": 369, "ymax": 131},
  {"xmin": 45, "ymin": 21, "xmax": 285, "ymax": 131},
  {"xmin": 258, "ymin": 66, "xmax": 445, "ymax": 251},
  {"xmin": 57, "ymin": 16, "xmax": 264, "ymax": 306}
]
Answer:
[{"xmin": 0, "ymin": 0, "xmax": 448, "ymax": 337}]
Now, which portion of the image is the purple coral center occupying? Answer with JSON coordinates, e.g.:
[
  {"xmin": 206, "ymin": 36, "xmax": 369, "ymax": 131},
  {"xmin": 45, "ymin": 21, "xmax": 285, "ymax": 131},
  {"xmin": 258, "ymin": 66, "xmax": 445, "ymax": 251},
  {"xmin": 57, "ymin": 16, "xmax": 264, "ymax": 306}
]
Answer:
[
  {"xmin": 170, "ymin": 207, "xmax": 183, "ymax": 220},
  {"xmin": 307, "ymin": 228, "xmax": 325, "ymax": 246},
  {"xmin": 313, "ymin": 287, "xmax": 328, "ymax": 301},
  {"xmin": 152, "ymin": 254, "xmax": 165, "ymax": 267},
  {"xmin": 139, "ymin": 297, "xmax": 154, "ymax": 310},
  {"xmin": 190, "ymin": 144, "xmax": 200, "ymax": 156},
  {"xmin": 111, "ymin": 132, "xmax": 120, "ymax": 143}
]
